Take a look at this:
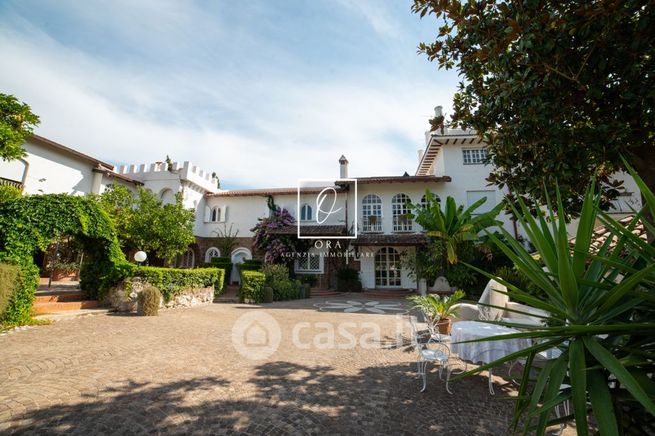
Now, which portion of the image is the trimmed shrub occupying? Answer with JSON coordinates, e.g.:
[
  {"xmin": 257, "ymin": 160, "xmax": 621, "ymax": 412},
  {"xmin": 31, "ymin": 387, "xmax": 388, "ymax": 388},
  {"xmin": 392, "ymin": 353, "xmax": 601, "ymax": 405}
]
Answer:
[
  {"xmin": 0, "ymin": 263, "xmax": 37, "ymax": 324},
  {"xmin": 237, "ymin": 259, "xmax": 263, "ymax": 272},
  {"xmin": 298, "ymin": 274, "xmax": 318, "ymax": 287},
  {"xmin": 240, "ymin": 270, "xmax": 266, "ymax": 303},
  {"xmin": 336, "ymin": 268, "xmax": 362, "ymax": 292},
  {"xmin": 124, "ymin": 266, "xmax": 225, "ymax": 303},
  {"xmin": 210, "ymin": 256, "xmax": 232, "ymax": 273},
  {"xmin": 261, "ymin": 263, "xmax": 302, "ymax": 301},
  {"xmin": 137, "ymin": 285, "xmax": 161, "ymax": 316}
]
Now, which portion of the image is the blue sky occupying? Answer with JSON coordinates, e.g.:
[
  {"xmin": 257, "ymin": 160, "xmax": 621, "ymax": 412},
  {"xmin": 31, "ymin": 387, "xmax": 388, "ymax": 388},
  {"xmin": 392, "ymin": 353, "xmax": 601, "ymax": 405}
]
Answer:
[{"xmin": 0, "ymin": 0, "xmax": 457, "ymax": 189}]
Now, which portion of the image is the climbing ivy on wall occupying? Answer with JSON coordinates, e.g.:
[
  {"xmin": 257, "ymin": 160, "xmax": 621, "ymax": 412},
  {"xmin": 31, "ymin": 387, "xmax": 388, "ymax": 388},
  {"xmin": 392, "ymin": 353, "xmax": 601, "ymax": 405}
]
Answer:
[{"xmin": 0, "ymin": 194, "xmax": 127, "ymax": 322}]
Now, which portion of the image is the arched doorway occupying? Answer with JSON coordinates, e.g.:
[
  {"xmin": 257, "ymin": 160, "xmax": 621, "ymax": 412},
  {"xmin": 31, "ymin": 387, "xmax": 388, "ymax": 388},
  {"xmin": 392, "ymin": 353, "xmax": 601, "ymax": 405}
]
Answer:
[
  {"xmin": 375, "ymin": 247, "xmax": 401, "ymax": 288},
  {"xmin": 230, "ymin": 247, "xmax": 252, "ymax": 284}
]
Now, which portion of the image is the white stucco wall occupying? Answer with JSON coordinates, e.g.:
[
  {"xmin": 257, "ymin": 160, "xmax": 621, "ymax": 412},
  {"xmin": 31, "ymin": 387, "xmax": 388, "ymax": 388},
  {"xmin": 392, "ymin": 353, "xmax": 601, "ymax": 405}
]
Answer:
[{"xmin": 0, "ymin": 139, "xmax": 97, "ymax": 195}]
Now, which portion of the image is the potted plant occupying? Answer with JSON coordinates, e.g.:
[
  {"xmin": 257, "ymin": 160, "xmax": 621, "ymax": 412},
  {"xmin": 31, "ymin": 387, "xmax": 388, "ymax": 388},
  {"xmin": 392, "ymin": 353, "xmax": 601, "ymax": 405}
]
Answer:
[{"xmin": 408, "ymin": 290, "xmax": 465, "ymax": 334}]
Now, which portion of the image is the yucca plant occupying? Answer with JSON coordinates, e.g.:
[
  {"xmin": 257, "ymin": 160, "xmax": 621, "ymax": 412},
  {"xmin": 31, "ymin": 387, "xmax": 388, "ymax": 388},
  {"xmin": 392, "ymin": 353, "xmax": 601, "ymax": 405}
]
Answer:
[{"xmin": 459, "ymin": 166, "xmax": 655, "ymax": 435}]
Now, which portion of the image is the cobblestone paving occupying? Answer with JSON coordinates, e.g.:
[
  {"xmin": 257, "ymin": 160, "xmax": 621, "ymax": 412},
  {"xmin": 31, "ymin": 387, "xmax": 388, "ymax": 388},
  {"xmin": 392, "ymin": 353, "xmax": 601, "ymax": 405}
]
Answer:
[{"xmin": 0, "ymin": 299, "xmax": 572, "ymax": 435}]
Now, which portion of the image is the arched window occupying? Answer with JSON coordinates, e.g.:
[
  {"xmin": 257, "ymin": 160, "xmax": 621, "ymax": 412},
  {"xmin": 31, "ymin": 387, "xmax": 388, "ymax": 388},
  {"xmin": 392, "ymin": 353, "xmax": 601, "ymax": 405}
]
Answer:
[
  {"xmin": 392, "ymin": 193, "xmax": 413, "ymax": 232},
  {"xmin": 362, "ymin": 194, "xmax": 382, "ymax": 232},
  {"xmin": 210, "ymin": 206, "xmax": 221, "ymax": 222},
  {"xmin": 375, "ymin": 247, "xmax": 401, "ymax": 287},
  {"xmin": 178, "ymin": 248, "xmax": 195, "ymax": 268},
  {"xmin": 205, "ymin": 247, "xmax": 220, "ymax": 263},
  {"xmin": 419, "ymin": 192, "xmax": 440, "ymax": 210},
  {"xmin": 300, "ymin": 204, "xmax": 312, "ymax": 222}
]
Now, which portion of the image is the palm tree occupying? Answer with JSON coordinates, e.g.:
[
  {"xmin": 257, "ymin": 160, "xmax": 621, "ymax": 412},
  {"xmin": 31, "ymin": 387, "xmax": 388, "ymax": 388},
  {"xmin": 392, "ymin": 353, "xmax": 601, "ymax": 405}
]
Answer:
[{"xmin": 411, "ymin": 192, "xmax": 502, "ymax": 265}]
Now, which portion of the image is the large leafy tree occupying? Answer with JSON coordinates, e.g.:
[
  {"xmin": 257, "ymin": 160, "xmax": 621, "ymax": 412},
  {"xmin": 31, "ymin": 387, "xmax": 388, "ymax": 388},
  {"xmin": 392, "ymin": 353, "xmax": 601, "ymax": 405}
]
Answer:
[
  {"xmin": 97, "ymin": 185, "xmax": 195, "ymax": 265},
  {"xmin": 0, "ymin": 93, "xmax": 40, "ymax": 161},
  {"xmin": 412, "ymin": 0, "xmax": 655, "ymax": 213}
]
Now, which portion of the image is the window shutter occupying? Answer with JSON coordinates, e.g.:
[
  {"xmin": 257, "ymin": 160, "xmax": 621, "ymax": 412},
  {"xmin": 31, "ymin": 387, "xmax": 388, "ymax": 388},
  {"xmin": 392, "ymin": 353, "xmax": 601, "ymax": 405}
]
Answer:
[{"xmin": 219, "ymin": 206, "xmax": 228, "ymax": 222}]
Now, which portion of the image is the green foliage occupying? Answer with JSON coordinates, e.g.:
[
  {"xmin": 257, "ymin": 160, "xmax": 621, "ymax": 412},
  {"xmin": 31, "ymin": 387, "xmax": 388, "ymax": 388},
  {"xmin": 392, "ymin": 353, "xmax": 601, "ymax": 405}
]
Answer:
[
  {"xmin": 125, "ymin": 266, "xmax": 224, "ymax": 303},
  {"xmin": 237, "ymin": 259, "xmax": 263, "ymax": 272},
  {"xmin": 96, "ymin": 186, "xmax": 195, "ymax": 264},
  {"xmin": 137, "ymin": 285, "xmax": 161, "ymax": 316},
  {"xmin": 0, "ymin": 194, "xmax": 125, "ymax": 305},
  {"xmin": 210, "ymin": 256, "xmax": 232, "ymax": 274},
  {"xmin": 298, "ymin": 274, "xmax": 318, "ymax": 287},
  {"xmin": 212, "ymin": 223, "xmax": 239, "ymax": 258},
  {"xmin": 240, "ymin": 270, "xmax": 266, "ymax": 303},
  {"xmin": 0, "ymin": 262, "xmax": 37, "ymax": 324},
  {"xmin": 0, "ymin": 185, "xmax": 21, "ymax": 203},
  {"xmin": 412, "ymin": 0, "xmax": 655, "ymax": 212},
  {"xmin": 408, "ymin": 290, "xmax": 466, "ymax": 322},
  {"xmin": 336, "ymin": 267, "xmax": 362, "ymax": 292},
  {"xmin": 261, "ymin": 263, "xmax": 302, "ymax": 301},
  {"xmin": 444, "ymin": 263, "xmax": 477, "ymax": 290},
  {"xmin": 0, "ymin": 93, "xmax": 40, "ymax": 161},
  {"xmin": 460, "ymin": 169, "xmax": 655, "ymax": 434},
  {"xmin": 493, "ymin": 265, "xmax": 545, "ymax": 301},
  {"xmin": 410, "ymin": 192, "xmax": 501, "ymax": 266}
]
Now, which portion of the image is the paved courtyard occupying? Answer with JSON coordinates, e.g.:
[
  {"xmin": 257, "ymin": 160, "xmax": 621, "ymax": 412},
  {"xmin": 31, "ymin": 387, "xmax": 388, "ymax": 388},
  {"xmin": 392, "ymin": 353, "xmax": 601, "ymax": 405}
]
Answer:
[{"xmin": 0, "ymin": 298, "xmax": 559, "ymax": 435}]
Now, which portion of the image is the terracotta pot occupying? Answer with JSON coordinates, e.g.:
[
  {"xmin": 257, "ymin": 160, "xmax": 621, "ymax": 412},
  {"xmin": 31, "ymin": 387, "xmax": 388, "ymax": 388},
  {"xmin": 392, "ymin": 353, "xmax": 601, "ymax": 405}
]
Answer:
[{"xmin": 436, "ymin": 318, "xmax": 452, "ymax": 335}]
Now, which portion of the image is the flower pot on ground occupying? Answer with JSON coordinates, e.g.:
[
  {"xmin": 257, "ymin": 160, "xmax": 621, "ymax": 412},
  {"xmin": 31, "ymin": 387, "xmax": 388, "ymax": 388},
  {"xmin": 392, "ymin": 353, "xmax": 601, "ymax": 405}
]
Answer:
[
  {"xmin": 263, "ymin": 286, "xmax": 274, "ymax": 303},
  {"xmin": 407, "ymin": 290, "xmax": 465, "ymax": 334},
  {"xmin": 436, "ymin": 318, "xmax": 452, "ymax": 335}
]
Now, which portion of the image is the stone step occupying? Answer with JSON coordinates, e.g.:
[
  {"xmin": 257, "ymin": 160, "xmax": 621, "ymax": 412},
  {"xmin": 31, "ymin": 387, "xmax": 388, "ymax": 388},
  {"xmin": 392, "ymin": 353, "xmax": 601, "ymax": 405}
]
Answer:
[
  {"xmin": 309, "ymin": 291, "xmax": 341, "ymax": 298},
  {"xmin": 215, "ymin": 298, "xmax": 240, "ymax": 304},
  {"xmin": 363, "ymin": 289, "xmax": 416, "ymax": 299},
  {"xmin": 32, "ymin": 300, "xmax": 101, "ymax": 315},
  {"xmin": 34, "ymin": 292, "xmax": 85, "ymax": 303}
]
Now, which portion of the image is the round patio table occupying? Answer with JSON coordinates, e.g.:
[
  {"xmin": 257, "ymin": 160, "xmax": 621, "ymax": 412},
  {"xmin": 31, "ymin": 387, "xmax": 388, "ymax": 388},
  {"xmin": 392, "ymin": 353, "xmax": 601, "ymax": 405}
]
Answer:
[{"xmin": 450, "ymin": 320, "xmax": 531, "ymax": 394}]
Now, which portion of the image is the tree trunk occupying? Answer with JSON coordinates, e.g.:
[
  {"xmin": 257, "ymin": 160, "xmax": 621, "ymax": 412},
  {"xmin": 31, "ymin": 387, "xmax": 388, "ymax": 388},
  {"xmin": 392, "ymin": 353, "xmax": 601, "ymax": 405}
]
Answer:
[{"xmin": 632, "ymin": 152, "xmax": 655, "ymax": 242}]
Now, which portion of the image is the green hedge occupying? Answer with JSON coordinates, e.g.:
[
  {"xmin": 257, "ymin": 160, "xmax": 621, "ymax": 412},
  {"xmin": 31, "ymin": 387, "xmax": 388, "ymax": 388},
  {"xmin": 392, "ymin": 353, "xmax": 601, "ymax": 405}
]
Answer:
[
  {"xmin": 336, "ymin": 267, "xmax": 362, "ymax": 292},
  {"xmin": 210, "ymin": 257, "xmax": 233, "ymax": 274},
  {"xmin": 123, "ymin": 265, "xmax": 225, "ymax": 302},
  {"xmin": 237, "ymin": 259, "xmax": 263, "ymax": 272},
  {"xmin": 0, "ymin": 263, "xmax": 38, "ymax": 325},
  {"xmin": 240, "ymin": 270, "xmax": 266, "ymax": 303}
]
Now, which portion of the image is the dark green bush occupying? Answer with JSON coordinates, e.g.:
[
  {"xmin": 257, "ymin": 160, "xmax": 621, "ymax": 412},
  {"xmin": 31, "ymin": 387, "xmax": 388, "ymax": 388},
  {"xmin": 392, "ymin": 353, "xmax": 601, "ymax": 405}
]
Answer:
[
  {"xmin": 137, "ymin": 285, "xmax": 161, "ymax": 316},
  {"xmin": 237, "ymin": 259, "xmax": 263, "ymax": 272},
  {"xmin": 261, "ymin": 264, "xmax": 302, "ymax": 301},
  {"xmin": 240, "ymin": 270, "xmax": 266, "ymax": 303},
  {"xmin": 445, "ymin": 263, "xmax": 478, "ymax": 290},
  {"xmin": 336, "ymin": 267, "xmax": 362, "ymax": 292},
  {"xmin": 0, "ymin": 263, "xmax": 37, "ymax": 324},
  {"xmin": 210, "ymin": 256, "xmax": 232, "ymax": 273},
  {"xmin": 125, "ymin": 266, "xmax": 225, "ymax": 302},
  {"xmin": 298, "ymin": 274, "xmax": 318, "ymax": 287}
]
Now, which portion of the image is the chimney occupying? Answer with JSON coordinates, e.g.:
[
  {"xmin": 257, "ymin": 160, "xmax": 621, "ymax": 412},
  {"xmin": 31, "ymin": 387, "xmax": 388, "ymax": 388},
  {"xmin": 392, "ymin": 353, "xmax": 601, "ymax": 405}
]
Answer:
[
  {"xmin": 434, "ymin": 105, "xmax": 443, "ymax": 117},
  {"xmin": 339, "ymin": 155, "xmax": 349, "ymax": 179}
]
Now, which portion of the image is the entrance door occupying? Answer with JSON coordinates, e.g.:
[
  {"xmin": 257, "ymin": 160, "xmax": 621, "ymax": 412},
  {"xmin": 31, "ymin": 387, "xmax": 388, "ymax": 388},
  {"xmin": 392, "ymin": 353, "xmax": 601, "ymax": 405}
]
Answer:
[
  {"xmin": 375, "ymin": 247, "xmax": 401, "ymax": 288},
  {"xmin": 230, "ymin": 248, "xmax": 252, "ymax": 284}
]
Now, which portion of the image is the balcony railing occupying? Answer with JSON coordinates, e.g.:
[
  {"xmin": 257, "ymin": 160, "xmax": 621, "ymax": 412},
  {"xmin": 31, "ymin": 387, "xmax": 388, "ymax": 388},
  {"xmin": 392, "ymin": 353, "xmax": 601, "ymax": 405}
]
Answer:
[
  {"xmin": 362, "ymin": 216, "xmax": 383, "ymax": 233},
  {"xmin": 0, "ymin": 177, "xmax": 23, "ymax": 190},
  {"xmin": 393, "ymin": 215, "xmax": 413, "ymax": 232}
]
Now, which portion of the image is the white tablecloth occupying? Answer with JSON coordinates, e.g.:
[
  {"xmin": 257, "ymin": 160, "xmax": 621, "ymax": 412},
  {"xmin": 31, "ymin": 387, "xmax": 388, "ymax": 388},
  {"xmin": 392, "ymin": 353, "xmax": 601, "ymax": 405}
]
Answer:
[{"xmin": 450, "ymin": 321, "xmax": 531, "ymax": 364}]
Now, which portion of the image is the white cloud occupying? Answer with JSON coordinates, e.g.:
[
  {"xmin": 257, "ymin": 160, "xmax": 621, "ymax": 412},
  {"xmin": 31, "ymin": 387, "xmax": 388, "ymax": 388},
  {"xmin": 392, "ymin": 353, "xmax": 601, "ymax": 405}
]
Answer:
[{"xmin": 0, "ymin": 2, "xmax": 455, "ymax": 189}]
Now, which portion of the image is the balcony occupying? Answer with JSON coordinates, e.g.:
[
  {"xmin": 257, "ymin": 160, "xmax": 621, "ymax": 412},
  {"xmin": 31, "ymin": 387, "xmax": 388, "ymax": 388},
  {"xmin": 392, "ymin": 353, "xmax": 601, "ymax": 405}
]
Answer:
[
  {"xmin": 362, "ymin": 215, "xmax": 383, "ymax": 233},
  {"xmin": 0, "ymin": 177, "xmax": 23, "ymax": 190},
  {"xmin": 392, "ymin": 215, "xmax": 413, "ymax": 233}
]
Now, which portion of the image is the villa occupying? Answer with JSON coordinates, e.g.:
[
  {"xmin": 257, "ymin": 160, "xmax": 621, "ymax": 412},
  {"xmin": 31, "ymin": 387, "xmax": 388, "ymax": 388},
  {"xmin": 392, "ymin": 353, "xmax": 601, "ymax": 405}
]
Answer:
[{"xmin": 0, "ymin": 107, "xmax": 642, "ymax": 292}]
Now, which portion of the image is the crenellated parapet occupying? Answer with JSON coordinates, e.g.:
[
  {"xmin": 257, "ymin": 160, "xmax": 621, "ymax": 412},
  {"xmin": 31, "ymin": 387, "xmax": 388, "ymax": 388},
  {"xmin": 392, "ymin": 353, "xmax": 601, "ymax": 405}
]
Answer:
[{"xmin": 117, "ymin": 161, "xmax": 219, "ymax": 193}]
